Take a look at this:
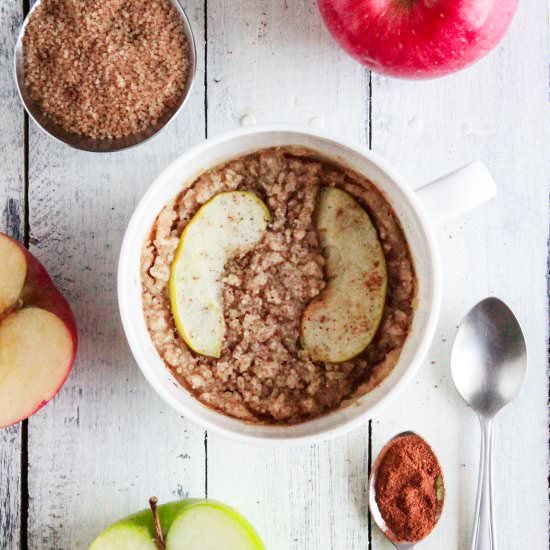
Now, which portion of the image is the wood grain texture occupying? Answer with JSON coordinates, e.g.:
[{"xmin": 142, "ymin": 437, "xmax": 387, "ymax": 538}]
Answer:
[
  {"xmin": 0, "ymin": 1, "xmax": 24, "ymax": 548},
  {"xmin": 369, "ymin": 1, "xmax": 550, "ymax": 548},
  {"xmin": 1, "ymin": 0, "xmax": 548, "ymax": 548},
  {"xmin": 205, "ymin": 0, "xmax": 368, "ymax": 140},
  {"xmin": 23, "ymin": 2, "xmax": 207, "ymax": 548},
  {"xmin": 205, "ymin": 2, "xmax": 371, "ymax": 549}
]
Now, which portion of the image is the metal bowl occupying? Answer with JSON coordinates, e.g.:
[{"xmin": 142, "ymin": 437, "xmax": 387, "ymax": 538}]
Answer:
[{"xmin": 14, "ymin": 0, "xmax": 196, "ymax": 153}]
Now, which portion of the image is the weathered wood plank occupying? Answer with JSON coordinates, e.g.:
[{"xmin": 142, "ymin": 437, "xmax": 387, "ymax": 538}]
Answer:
[
  {"xmin": 5, "ymin": 0, "xmax": 548, "ymax": 548},
  {"xmin": 369, "ymin": 2, "xmax": 549, "ymax": 549},
  {"xmin": 205, "ymin": 2, "xmax": 370, "ymax": 548},
  {"xmin": 0, "ymin": 1, "xmax": 25, "ymax": 548},
  {"xmin": 24, "ymin": 2, "xmax": 207, "ymax": 548}
]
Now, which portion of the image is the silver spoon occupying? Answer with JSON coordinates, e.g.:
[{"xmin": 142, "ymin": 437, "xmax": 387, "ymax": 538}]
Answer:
[
  {"xmin": 451, "ymin": 297, "xmax": 527, "ymax": 550},
  {"xmin": 368, "ymin": 431, "xmax": 445, "ymax": 549}
]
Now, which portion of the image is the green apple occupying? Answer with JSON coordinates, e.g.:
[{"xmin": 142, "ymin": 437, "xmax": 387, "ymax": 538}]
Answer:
[
  {"xmin": 89, "ymin": 498, "xmax": 266, "ymax": 550},
  {"xmin": 169, "ymin": 191, "xmax": 270, "ymax": 358},
  {"xmin": 301, "ymin": 187, "xmax": 387, "ymax": 363}
]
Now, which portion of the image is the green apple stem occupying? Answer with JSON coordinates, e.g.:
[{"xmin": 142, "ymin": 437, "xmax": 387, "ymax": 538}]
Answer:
[{"xmin": 149, "ymin": 497, "xmax": 166, "ymax": 550}]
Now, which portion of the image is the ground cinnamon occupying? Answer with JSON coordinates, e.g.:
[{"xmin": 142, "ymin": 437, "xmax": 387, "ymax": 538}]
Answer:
[{"xmin": 374, "ymin": 433, "xmax": 444, "ymax": 543}]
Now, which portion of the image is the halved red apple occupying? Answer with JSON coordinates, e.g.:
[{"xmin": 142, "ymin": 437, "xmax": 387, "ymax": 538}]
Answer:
[{"xmin": 0, "ymin": 233, "xmax": 77, "ymax": 428}]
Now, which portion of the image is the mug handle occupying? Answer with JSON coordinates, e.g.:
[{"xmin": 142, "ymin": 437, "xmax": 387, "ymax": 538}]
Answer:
[{"xmin": 415, "ymin": 162, "xmax": 497, "ymax": 225}]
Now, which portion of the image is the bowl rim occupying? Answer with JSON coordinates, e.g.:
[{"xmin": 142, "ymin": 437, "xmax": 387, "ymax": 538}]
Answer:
[
  {"xmin": 13, "ymin": 0, "xmax": 197, "ymax": 153},
  {"xmin": 117, "ymin": 124, "xmax": 442, "ymax": 446}
]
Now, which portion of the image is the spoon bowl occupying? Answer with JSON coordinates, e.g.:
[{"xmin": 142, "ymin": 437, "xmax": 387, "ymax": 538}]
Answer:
[
  {"xmin": 368, "ymin": 431, "xmax": 445, "ymax": 549},
  {"xmin": 451, "ymin": 297, "xmax": 527, "ymax": 418}
]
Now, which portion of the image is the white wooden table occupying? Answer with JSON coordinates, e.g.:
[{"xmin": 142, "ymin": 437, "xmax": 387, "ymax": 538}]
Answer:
[{"xmin": 1, "ymin": 1, "xmax": 548, "ymax": 548}]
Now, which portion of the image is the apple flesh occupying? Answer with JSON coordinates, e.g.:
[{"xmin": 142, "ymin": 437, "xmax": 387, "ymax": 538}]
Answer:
[
  {"xmin": 301, "ymin": 187, "xmax": 387, "ymax": 363},
  {"xmin": 0, "ymin": 235, "xmax": 26, "ymax": 313},
  {"xmin": 0, "ymin": 233, "xmax": 77, "ymax": 428},
  {"xmin": 318, "ymin": 0, "xmax": 519, "ymax": 79},
  {"xmin": 89, "ymin": 498, "xmax": 266, "ymax": 550}
]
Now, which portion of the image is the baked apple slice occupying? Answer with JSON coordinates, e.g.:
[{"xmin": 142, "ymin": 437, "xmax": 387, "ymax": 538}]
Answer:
[
  {"xmin": 170, "ymin": 191, "xmax": 270, "ymax": 358},
  {"xmin": 301, "ymin": 187, "xmax": 387, "ymax": 363},
  {"xmin": 0, "ymin": 233, "xmax": 77, "ymax": 428}
]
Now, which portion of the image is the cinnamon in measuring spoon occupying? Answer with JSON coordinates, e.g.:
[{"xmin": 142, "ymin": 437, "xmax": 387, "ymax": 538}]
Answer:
[{"xmin": 374, "ymin": 433, "xmax": 444, "ymax": 543}]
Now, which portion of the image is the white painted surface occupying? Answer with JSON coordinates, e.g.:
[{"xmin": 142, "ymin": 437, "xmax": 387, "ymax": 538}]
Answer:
[{"xmin": 1, "ymin": 1, "xmax": 548, "ymax": 549}]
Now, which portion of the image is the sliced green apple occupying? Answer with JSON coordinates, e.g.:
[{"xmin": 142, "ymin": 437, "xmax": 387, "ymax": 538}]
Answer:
[
  {"xmin": 166, "ymin": 502, "xmax": 265, "ymax": 550},
  {"xmin": 301, "ymin": 187, "xmax": 387, "ymax": 363},
  {"xmin": 170, "ymin": 191, "xmax": 270, "ymax": 358},
  {"xmin": 89, "ymin": 498, "xmax": 266, "ymax": 550},
  {"xmin": 89, "ymin": 523, "xmax": 157, "ymax": 550}
]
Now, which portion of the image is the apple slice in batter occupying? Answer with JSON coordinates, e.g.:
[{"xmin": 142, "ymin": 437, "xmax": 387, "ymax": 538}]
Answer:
[
  {"xmin": 301, "ymin": 187, "xmax": 387, "ymax": 363},
  {"xmin": 170, "ymin": 191, "xmax": 270, "ymax": 358}
]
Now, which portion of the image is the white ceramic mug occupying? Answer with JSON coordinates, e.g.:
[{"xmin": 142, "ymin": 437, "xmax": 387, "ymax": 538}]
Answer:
[{"xmin": 118, "ymin": 126, "xmax": 496, "ymax": 446}]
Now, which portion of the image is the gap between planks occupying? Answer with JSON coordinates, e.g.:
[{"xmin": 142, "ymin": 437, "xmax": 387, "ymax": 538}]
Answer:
[{"xmin": 19, "ymin": 2, "xmax": 30, "ymax": 548}]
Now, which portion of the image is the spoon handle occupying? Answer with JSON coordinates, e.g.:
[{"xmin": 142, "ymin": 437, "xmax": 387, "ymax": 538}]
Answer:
[{"xmin": 471, "ymin": 417, "xmax": 497, "ymax": 550}]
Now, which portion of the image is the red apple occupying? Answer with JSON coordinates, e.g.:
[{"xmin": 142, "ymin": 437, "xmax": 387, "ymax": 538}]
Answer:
[
  {"xmin": 0, "ymin": 233, "xmax": 77, "ymax": 428},
  {"xmin": 318, "ymin": 0, "xmax": 518, "ymax": 79}
]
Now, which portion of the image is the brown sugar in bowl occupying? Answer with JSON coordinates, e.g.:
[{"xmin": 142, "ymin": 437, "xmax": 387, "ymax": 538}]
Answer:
[{"xmin": 14, "ymin": 0, "xmax": 196, "ymax": 152}]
